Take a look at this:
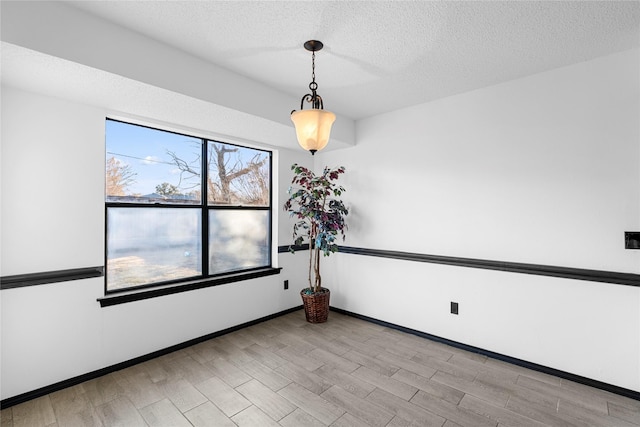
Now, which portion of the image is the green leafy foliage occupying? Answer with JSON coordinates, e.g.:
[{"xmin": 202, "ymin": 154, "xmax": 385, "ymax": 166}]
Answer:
[{"xmin": 283, "ymin": 164, "xmax": 348, "ymax": 293}]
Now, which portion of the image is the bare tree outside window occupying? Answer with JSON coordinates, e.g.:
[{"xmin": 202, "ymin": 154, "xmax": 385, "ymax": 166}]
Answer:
[
  {"xmin": 106, "ymin": 156, "xmax": 137, "ymax": 196},
  {"xmin": 232, "ymin": 154, "xmax": 269, "ymax": 206},
  {"xmin": 167, "ymin": 142, "xmax": 269, "ymax": 206}
]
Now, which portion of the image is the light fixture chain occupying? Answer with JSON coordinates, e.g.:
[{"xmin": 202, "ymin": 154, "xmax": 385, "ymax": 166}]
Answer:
[{"xmin": 311, "ymin": 50, "xmax": 316, "ymax": 84}]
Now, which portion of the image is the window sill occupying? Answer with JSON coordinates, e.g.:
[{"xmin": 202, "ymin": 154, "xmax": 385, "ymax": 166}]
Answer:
[{"xmin": 97, "ymin": 267, "xmax": 282, "ymax": 307}]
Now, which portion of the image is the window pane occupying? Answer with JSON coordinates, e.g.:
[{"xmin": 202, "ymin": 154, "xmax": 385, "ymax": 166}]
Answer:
[
  {"xmin": 107, "ymin": 208, "xmax": 202, "ymax": 290},
  {"xmin": 207, "ymin": 142, "xmax": 270, "ymax": 206},
  {"xmin": 106, "ymin": 120, "xmax": 202, "ymax": 204},
  {"xmin": 209, "ymin": 210, "xmax": 270, "ymax": 275}
]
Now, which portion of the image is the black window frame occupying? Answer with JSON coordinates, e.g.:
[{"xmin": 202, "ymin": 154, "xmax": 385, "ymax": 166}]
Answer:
[{"xmin": 103, "ymin": 118, "xmax": 275, "ymax": 296}]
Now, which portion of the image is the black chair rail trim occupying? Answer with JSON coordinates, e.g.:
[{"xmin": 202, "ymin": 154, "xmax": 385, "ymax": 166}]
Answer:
[
  {"xmin": 337, "ymin": 246, "xmax": 640, "ymax": 287},
  {"xmin": 277, "ymin": 243, "xmax": 310, "ymax": 253},
  {"xmin": 0, "ymin": 266, "xmax": 104, "ymax": 290},
  {"xmin": 279, "ymin": 244, "xmax": 639, "ymax": 287}
]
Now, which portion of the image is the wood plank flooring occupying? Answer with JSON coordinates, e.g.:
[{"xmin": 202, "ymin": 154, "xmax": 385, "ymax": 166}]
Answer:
[{"xmin": 2, "ymin": 310, "xmax": 639, "ymax": 426}]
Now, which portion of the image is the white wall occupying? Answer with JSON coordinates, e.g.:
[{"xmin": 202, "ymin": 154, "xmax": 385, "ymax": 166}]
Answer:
[
  {"xmin": 318, "ymin": 49, "xmax": 640, "ymax": 391},
  {"xmin": 0, "ymin": 85, "xmax": 310, "ymax": 400}
]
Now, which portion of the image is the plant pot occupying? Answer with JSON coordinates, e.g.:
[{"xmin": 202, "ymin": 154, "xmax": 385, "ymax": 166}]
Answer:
[{"xmin": 300, "ymin": 287, "xmax": 330, "ymax": 323}]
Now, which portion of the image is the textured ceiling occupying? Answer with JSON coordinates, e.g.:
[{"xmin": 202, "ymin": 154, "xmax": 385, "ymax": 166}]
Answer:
[
  {"xmin": 63, "ymin": 0, "xmax": 640, "ymax": 120},
  {"xmin": 32, "ymin": 1, "xmax": 640, "ymax": 119}
]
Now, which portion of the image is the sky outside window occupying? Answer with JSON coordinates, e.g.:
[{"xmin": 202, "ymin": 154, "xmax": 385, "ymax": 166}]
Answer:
[{"xmin": 106, "ymin": 119, "xmax": 202, "ymax": 202}]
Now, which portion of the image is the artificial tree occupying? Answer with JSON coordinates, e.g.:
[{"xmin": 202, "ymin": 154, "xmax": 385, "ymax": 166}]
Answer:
[{"xmin": 284, "ymin": 164, "xmax": 348, "ymax": 296}]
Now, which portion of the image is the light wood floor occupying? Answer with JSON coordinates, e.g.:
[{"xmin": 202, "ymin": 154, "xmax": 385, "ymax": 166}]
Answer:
[{"xmin": 2, "ymin": 310, "xmax": 639, "ymax": 427}]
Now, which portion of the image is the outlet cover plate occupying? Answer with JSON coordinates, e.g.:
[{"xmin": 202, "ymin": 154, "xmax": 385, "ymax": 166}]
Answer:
[{"xmin": 625, "ymin": 232, "xmax": 640, "ymax": 249}]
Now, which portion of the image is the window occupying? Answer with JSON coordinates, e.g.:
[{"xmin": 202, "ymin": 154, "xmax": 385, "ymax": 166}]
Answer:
[{"xmin": 105, "ymin": 119, "xmax": 271, "ymax": 292}]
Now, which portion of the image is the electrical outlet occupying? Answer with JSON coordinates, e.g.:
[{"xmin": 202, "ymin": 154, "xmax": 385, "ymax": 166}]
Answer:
[
  {"xmin": 451, "ymin": 302, "xmax": 459, "ymax": 315},
  {"xmin": 284, "ymin": 280, "xmax": 289, "ymax": 290},
  {"xmin": 625, "ymin": 232, "xmax": 640, "ymax": 249}
]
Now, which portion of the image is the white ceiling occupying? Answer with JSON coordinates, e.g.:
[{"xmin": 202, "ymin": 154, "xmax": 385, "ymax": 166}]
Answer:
[{"xmin": 63, "ymin": 0, "xmax": 640, "ymax": 120}]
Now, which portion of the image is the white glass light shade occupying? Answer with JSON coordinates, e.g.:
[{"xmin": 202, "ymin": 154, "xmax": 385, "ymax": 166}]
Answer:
[{"xmin": 291, "ymin": 109, "xmax": 336, "ymax": 153}]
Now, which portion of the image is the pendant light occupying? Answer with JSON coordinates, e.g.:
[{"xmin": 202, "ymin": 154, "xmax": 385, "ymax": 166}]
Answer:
[{"xmin": 291, "ymin": 40, "xmax": 336, "ymax": 155}]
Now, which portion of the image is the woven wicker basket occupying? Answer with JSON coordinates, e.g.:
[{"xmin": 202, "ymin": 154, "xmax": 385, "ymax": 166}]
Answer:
[{"xmin": 301, "ymin": 288, "xmax": 330, "ymax": 323}]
